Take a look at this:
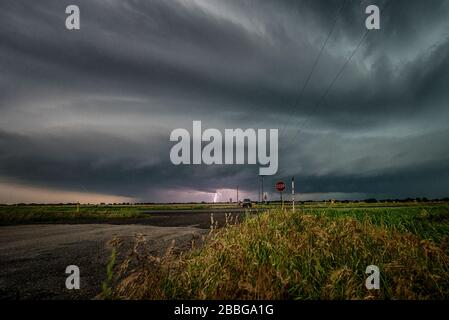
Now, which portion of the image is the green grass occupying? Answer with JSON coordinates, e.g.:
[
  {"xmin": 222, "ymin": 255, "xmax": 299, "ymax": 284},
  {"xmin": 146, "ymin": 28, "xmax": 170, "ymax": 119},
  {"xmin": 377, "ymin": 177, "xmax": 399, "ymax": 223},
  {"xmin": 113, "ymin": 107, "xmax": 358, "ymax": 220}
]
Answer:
[
  {"xmin": 0, "ymin": 203, "xmax": 240, "ymax": 225},
  {"xmin": 0, "ymin": 205, "xmax": 144, "ymax": 225},
  {"xmin": 107, "ymin": 204, "xmax": 449, "ymax": 300},
  {"xmin": 302, "ymin": 205, "xmax": 449, "ymax": 243},
  {"xmin": 1, "ymin": 201, "xmax": 446, "ymax": 226}
]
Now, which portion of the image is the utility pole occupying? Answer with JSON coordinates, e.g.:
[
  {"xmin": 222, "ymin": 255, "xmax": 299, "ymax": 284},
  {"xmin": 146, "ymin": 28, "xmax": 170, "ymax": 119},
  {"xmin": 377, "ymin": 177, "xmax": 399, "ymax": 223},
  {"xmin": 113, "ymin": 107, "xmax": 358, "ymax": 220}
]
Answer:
[{"xmin": 291, "ymin": 176, "xmax": 295, "ymax": 213}]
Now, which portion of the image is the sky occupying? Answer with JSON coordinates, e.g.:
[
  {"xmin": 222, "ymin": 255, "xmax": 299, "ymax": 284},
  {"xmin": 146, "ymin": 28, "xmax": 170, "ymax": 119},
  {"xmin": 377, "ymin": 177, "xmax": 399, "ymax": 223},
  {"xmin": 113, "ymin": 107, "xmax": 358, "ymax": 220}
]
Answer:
[{"xmin": 1, "ymin": 0, "xmax": 449, "ymax": 203}]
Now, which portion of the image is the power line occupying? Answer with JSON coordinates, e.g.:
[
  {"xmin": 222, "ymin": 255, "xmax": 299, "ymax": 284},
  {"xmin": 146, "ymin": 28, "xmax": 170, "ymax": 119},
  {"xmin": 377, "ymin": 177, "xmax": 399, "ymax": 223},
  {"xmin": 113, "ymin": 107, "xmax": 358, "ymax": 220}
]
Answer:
[
  {"xmin": 278, "ymin": 0, "xmax": 349, "ymax": 139},
  {"xmin": 281, "ymin": 0, "xmax": 391, "ymax": 175},
  {"xmin": 292, "ymin": 30, "xmax": 369, "ymax": 141},
  {"xmin": 244, "ymin": 0, "xmax": 348, "ymax": 131}
]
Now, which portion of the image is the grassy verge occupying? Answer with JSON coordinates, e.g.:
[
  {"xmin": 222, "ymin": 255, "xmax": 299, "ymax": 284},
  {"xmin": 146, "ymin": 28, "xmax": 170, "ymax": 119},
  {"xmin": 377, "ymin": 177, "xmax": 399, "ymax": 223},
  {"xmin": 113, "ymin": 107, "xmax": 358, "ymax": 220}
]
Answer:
[{"xmin": 108, "ymin": 206, "xmax": 449, "ymax": 300}]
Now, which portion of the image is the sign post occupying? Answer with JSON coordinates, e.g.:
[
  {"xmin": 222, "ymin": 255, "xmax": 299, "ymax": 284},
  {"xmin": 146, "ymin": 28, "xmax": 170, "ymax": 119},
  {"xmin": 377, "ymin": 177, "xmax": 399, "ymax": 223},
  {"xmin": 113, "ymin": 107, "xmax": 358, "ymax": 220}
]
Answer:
[{"xmin": 275, "ymin": 181, "xmax": 286, "ymax": 210}]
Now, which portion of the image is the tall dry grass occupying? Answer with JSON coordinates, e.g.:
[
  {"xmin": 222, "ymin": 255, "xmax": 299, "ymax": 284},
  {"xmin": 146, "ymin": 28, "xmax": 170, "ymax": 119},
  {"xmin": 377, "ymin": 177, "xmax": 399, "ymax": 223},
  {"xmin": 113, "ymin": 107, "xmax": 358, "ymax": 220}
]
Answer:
[{"xmin": 102, "ymin": 210, "xmax": 449, "ymax": 300}]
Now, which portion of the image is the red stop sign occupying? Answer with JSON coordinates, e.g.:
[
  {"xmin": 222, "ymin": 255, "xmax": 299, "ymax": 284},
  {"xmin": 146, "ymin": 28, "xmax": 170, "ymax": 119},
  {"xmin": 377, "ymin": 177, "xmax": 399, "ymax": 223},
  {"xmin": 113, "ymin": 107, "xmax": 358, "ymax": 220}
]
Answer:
[{"xmin": 275, "ymin": 181, "xmax": 286, "ymax": 192}]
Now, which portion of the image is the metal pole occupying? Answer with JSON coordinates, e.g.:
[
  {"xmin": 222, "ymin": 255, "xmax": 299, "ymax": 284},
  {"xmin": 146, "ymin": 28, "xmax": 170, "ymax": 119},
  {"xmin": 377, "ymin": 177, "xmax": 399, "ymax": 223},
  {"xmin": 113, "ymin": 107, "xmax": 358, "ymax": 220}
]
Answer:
[
  {"xmin": 281, "ymin": 191, "xmax": 284, "ymax": 210},
  {"xmin": 261, "ymin": 176, "xmax": 264, "ymax": 204},
  {"xmin": 291, "ymin": 177, "xmax": 294, "ymax": 212}
]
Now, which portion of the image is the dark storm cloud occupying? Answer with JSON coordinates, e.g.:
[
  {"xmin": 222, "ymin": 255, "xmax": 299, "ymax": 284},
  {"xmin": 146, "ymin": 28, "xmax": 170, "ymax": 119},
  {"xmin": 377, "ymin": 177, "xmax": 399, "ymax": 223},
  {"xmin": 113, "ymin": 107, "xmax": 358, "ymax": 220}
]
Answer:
[
  {"xmin": 0, "ymin": 129, "xmax": 260, "ymax": 198},
  {"xmin": 0, "ymin": 0, "xmax": 448, "ymax": 201}
]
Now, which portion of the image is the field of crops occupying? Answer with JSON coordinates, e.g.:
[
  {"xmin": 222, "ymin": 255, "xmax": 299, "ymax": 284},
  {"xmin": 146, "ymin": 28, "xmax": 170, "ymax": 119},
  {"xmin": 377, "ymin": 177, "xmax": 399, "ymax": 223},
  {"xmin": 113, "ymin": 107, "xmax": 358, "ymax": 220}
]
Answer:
[{"xmin": 104, "ymin": 204, "xmax": 449, "ymax": 300}]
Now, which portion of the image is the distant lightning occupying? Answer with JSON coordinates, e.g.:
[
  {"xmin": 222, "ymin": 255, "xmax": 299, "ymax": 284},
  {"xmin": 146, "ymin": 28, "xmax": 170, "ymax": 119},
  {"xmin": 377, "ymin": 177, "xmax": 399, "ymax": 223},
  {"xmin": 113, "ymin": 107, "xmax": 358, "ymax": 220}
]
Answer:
[{"xmin": 213, "ymin": 191, "xmax": 221, "ymax": 203}]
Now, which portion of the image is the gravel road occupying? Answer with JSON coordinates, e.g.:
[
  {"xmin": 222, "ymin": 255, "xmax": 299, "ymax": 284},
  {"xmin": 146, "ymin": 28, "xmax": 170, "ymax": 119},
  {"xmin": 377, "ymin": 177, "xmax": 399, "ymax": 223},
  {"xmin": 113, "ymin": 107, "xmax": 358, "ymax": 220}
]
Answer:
[{"xmin": 0, "ymin": 224, "xmax": 205, "ymax": 300}]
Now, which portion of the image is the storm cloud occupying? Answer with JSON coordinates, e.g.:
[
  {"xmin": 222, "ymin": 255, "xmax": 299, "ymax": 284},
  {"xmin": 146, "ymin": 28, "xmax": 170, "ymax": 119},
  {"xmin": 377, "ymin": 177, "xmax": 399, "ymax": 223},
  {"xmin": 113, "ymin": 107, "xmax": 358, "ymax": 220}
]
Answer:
[{"xmin": 0, "ymin": 0, "xmax": 448, "ymax": 202}]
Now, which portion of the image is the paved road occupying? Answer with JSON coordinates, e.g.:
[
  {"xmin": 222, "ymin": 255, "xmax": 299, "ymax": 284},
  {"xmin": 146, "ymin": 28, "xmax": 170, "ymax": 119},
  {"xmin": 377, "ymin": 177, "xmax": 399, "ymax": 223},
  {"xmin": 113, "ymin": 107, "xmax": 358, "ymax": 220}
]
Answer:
[
  {"xmin": 17, "ymin": 208, "xmax": 261, "ymax": 229},
  {"xmin": 139, "ymin": 208, "xmax": 260, "ymax": 228},
  {"xmin": 0, "ymin": 224, "xmax": 205, "ymax": 300}
]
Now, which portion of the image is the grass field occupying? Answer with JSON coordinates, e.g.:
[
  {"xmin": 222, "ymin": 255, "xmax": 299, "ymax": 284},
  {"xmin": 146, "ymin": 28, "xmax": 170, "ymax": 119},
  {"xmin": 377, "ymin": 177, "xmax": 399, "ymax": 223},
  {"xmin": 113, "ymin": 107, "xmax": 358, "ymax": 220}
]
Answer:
[
  {"xmin": 0, "ymin": 201, "xmax": 445, "ymax": 225},
  {"xmin": 1, "ymin": 202, "xmax": 449, "ymax": 299},
  {"xmin": 0, "ymin": 203, "xmax": 236, "ymax": 225},
  {"xmin": 104, "ymin": 203, "xmax": 449, "ymax": 300}
]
